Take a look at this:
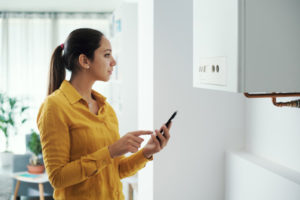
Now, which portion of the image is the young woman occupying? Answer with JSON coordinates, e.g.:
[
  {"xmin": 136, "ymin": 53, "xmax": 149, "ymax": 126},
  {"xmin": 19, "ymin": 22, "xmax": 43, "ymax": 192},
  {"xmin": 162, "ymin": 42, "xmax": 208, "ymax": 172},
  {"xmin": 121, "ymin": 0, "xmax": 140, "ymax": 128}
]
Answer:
[{"xmin": 37, "ymin": 28, "xmax": 171, "ymax": 200}]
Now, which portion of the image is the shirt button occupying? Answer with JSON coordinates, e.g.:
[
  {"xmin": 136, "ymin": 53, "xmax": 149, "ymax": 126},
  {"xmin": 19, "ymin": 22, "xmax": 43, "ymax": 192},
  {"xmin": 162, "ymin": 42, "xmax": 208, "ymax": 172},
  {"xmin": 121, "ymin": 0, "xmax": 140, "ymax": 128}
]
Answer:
[{"xmin": 115, "ymin": 191, "xmax": 119, "ymax": 195}]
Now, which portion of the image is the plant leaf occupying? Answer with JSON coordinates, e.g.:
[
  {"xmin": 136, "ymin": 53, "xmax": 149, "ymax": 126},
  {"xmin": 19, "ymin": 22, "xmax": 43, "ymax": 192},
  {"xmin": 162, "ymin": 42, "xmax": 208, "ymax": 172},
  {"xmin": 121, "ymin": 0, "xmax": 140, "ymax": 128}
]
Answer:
[
  {"xmin": 28, "ymin": 130, "xmax": 42, "ymax": 156},
  {"xmin": 0, "ymin": 93, "xmax": 4, "ymax": 104},
  {"xmin": 0, "ymin": 115, "xmax": 6, "ymax": 123},
  {"xmin": 9, "ymin": 97, "xmax": 17, "ymax": 109},
  {"xmin": 3, "ymin": 127, "xmax": 8, "ymax": 137},
  {"xmin": 0, "ymin": 125, "xmax": 5, "ymax": 133},
  {"xmin": 8, "ymin": 112, "xmax": 14, "ymax": 126},
  {"xmin": 21, "ymin": 106, "xmax": 29, "ymax": 113}
]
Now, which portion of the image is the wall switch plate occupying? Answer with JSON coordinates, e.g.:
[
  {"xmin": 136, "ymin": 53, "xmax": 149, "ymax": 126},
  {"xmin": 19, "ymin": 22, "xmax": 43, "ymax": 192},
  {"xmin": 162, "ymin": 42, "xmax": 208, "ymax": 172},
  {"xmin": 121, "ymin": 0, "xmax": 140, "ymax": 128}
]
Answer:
[{"xmin": 193, "ymin": 56, "xmax": 227, "ymax": 87}]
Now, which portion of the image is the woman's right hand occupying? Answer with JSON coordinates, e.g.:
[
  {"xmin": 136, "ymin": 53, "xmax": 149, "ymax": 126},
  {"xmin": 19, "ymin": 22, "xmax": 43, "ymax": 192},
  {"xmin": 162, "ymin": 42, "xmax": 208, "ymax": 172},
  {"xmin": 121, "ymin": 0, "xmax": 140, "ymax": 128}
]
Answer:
[{"xmin": 108, "ymin": 130, "xmax": 153, "ymax": 158}]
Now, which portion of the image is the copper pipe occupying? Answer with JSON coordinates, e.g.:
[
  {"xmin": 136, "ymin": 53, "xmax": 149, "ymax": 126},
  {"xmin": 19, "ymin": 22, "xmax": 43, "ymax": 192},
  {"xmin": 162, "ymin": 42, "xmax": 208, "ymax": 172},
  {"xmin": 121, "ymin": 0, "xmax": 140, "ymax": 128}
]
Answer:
[
  {"xmin": 272, "ymin": 97, "xmax": 300, "ymax": 108},
  {"xmin": 244, "ymin": 93, "xmax": 300, "ymax": 108},
  {"xmin": 244, "ymin": 93, "xmax": 300, "ymax": 98}
]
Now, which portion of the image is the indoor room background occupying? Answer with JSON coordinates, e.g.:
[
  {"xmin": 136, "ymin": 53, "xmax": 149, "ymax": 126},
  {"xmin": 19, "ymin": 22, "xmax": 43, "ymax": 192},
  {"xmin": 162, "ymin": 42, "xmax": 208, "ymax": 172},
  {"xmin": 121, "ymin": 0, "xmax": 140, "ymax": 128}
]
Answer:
[{"xmin": 0, "ymin": 0, "xmax": 300, "ymax": 200}]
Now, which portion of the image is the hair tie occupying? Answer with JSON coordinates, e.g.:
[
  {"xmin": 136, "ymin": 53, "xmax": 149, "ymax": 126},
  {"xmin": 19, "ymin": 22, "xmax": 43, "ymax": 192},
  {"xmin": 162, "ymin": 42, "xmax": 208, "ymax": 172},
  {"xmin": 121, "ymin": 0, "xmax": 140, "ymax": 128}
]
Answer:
[{"xmin": 60, "ymin": 43, "xmax": 64, "ymax": 49}]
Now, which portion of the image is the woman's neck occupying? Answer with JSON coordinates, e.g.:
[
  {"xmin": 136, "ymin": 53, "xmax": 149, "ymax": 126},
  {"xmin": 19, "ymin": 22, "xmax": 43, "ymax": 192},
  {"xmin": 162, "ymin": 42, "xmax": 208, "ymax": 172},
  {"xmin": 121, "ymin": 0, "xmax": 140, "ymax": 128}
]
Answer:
[{"xmin": 69, "ymin": 74, "xmax": 95, "ymax": 103}]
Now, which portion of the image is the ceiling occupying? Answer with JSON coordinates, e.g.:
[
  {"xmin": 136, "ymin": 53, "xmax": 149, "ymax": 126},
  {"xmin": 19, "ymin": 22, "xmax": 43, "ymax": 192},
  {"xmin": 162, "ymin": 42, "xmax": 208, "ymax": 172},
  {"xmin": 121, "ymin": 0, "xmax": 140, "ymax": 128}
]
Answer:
[{"xmin": 0, "ymin": 0, "xmax": 124, "ymax": 13}]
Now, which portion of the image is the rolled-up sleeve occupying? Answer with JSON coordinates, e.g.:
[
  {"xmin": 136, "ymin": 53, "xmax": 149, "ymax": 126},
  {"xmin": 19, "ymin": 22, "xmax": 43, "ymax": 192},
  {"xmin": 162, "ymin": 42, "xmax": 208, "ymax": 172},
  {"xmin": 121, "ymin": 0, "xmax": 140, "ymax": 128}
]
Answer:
[
  {"xmin": 37, "ymin": 99, "xmax": 113, "ymax": 189},
  {"xmin": 107, "ymin": 105, "xmax": 153, "ymax": 179},
  {"xmin": 118, "ymin": 148, "xmax": 153, "ymax": 179}
]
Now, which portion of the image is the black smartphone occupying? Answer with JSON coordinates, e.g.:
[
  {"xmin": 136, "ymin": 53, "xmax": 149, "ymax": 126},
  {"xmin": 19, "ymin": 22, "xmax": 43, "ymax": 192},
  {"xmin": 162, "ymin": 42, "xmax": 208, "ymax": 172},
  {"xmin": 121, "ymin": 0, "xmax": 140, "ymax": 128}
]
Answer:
[{"xmin": 156, "ymin": 111, "xmax": 177, "ymax": 141}]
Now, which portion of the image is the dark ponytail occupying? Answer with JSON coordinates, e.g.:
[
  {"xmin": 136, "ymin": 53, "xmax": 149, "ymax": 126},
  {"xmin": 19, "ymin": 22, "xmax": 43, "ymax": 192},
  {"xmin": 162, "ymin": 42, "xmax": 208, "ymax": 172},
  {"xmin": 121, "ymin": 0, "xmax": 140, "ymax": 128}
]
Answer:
[
  {"xmin": 47, "ymin": 28, "xmax": 104, "ymax": 95},
  {"xmin": 48, "ymin": 45, "xmax": 66, "ymax": 95}
]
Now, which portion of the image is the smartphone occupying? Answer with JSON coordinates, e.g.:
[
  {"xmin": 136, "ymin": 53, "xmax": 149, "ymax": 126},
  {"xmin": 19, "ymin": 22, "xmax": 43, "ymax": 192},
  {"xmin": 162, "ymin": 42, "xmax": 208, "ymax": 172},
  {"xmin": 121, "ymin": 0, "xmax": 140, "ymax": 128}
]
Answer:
[{"xmin": 156, "ymin": 111, "xmax": 177, "ymax": 141}]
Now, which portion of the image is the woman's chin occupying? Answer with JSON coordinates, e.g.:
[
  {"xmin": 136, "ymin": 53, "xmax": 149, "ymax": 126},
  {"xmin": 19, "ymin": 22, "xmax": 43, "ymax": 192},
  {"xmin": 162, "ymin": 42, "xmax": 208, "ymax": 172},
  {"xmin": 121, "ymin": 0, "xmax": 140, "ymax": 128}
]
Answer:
[
  {"xmin": 103, "ymin": 77, "xmax": 110, "ymax": 82},
  {"xmin": 97, "ymin": 76, "xmax": 110, "ymax": 82}
]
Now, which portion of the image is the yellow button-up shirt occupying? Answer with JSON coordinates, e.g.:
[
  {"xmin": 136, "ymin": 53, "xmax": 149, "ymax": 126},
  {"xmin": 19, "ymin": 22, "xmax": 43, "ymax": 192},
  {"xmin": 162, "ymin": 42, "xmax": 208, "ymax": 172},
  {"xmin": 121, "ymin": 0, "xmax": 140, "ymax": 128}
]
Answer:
[{"xmin": 37, "ymin": 80, "xmax": 152, "ymax": 200}]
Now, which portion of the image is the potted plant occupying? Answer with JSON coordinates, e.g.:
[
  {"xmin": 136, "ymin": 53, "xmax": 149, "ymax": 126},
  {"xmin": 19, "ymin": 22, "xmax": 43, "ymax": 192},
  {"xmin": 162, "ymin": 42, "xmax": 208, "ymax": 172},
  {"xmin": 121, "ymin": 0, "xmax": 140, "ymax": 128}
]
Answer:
[
  {"xmin": 27, "ymin": 129, "xmax": 45, "ymax": 174},
  {"xmin": 0, "ymin": 92, "xmax": 29, "ymax": 168}
]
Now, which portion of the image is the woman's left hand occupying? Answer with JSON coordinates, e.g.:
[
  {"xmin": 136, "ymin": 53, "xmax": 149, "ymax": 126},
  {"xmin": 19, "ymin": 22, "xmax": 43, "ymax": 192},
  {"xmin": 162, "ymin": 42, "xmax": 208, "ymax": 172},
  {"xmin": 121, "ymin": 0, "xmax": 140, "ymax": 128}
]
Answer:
[{"xmin": 142, "ymin": 123, "xmax": 172, "ymax": 159}]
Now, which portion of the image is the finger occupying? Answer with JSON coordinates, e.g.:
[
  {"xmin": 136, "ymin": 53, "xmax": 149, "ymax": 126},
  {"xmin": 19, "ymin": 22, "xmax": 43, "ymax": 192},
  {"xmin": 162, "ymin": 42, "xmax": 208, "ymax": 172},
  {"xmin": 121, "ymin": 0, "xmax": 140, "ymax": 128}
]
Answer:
[
  {"xmin": 129, "ymin": 139, "xmax": 141, "ymax": 149},
  {"xmin": 158, "ymin": 126, "xmax": 167, "ymax": 138},
  {"xmin": 167, "ymin": 121, "xmax": 172, "ymax": 129},
  {"xmin": 162, "ymin": 125, "xmax": 170, "ymax": 140},
  {"xmin": 149, "ymin": 133, "xmax": 155, "ymax": 143},
  {"xmin": 156, "ymin": 129, "xmax": 166, "ymax": 147},
  {"xmin": 128, "ymin": 146, "xmax": 138, "ymax": 153},
  {"xmin": 151, "ymin": 134, "xmax": 161, "ymax": 150},
  {"xmin": 130, "ymin": 135, "xmax": 144, "ymax": 144},
  {"xmin": 132, "ymin": 130, "xmax": 153, "ymax": 136}
]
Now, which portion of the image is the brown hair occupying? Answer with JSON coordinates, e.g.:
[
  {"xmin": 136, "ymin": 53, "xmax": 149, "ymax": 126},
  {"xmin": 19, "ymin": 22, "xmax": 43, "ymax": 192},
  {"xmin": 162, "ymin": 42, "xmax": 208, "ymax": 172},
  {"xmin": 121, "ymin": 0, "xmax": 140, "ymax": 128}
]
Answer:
[{"xmin": 47, "ymin": 28, "xmax": 104, "ymax": 95}]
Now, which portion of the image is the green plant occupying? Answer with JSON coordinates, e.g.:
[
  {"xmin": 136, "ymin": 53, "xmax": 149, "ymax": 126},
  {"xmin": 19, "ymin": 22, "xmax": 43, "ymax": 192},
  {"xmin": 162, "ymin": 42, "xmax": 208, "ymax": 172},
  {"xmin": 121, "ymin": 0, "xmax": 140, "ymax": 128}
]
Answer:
[
  {"xmin": 0, "ymin": 93, "xmax": 29, "ymax": 151},
  {"xmin": 27, "ymin": 129, "xmax": 43, "ymax": 166}
]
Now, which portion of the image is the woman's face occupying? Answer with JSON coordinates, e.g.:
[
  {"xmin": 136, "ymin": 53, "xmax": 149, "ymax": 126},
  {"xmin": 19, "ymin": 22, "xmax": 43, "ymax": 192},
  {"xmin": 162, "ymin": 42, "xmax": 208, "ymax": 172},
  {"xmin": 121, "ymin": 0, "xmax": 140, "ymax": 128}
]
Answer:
[{"xmin": 89, "ymin": 37, "xmax": 116, "ymax": 82}]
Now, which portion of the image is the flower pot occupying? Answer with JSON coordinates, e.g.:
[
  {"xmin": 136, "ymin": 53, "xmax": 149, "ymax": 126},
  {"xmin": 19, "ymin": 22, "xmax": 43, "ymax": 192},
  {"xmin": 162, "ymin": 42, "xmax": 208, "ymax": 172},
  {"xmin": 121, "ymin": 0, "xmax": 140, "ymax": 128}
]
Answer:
[{"xmin": 27, "ymin": 164, "xmax": 45, "ymax": 174}]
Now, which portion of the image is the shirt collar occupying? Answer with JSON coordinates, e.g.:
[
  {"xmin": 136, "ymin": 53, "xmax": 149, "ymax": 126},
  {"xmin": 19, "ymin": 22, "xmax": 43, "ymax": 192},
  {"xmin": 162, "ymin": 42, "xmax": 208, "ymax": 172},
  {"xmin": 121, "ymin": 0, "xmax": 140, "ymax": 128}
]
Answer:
[
  {"xmin": 91, "ymin": 89, "xmax": 107, "ymax": 104},
  {"xmin": 59, "ymin": 80, "xmax": 107, "ymax": 105}
]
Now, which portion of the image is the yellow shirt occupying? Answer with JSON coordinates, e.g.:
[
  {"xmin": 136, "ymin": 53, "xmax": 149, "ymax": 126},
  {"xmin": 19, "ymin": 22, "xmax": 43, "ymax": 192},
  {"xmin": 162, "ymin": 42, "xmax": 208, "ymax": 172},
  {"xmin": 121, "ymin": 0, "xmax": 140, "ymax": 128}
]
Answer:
[{"xmin": 37, "ymin": 80, "xmax": 152, "ymax": 200}]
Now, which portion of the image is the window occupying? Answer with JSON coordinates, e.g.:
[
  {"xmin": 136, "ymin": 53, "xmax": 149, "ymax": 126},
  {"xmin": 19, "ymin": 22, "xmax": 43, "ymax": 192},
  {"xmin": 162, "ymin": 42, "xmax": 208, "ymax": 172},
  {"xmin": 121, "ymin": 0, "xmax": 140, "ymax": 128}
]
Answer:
[{"xmin": 0, "ymin": 12, "xmax": 117, "ymax": 153}]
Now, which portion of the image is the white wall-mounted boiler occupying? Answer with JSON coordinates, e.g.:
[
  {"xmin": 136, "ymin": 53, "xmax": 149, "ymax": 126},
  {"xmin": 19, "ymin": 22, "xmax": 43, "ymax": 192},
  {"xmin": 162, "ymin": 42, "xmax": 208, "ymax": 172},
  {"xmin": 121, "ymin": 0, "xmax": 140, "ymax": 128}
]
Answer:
[{"xmin": 193, "ymin": 0, "xmax": 300, "ymax": 93}]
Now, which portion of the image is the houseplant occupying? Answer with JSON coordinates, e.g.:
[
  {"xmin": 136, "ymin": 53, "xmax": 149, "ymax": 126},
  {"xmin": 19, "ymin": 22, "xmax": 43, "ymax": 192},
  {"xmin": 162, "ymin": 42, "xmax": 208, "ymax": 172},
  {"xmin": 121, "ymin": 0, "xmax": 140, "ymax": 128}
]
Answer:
[
  {"xmin": 0, "ymin": 92, "xmax": 29, "ymax": 168},
  {"xmin": 27, "ymin": 129, "xmax": 45, "ymax": 174},
  {"xmin": 0, "ymin": 92, "xmax": 29, "ymax": 151}
]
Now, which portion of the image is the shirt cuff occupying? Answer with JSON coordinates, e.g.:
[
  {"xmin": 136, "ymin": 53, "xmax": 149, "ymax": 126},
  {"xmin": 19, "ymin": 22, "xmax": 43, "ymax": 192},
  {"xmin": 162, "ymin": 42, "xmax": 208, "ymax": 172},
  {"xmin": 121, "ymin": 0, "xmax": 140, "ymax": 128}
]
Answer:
[
  {"xmin": 140, "ymin": 148, "xmax": 154, "ymax": 161},
  {"xmin": 94, "ymin": 146, "xmax": 114, "ymax": 168},
  {"xmin": 81, "ymin": 146, "xmax": 113, "ymax": 177}
]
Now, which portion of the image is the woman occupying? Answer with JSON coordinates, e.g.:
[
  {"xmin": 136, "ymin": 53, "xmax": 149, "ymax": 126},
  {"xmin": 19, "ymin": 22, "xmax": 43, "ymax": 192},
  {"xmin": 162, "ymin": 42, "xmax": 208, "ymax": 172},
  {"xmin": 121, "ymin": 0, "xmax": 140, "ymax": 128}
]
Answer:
[{"xmin": 37, "ymin": 28, "xmax": 171, "ymax": 200}]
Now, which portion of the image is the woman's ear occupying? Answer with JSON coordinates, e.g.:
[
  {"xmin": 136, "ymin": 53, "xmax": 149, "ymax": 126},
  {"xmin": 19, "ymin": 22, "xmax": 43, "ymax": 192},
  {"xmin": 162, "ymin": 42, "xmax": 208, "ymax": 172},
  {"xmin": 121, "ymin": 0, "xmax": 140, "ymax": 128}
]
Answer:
[{"xmin": 78, "ymin": 54, "xmax": 90, "ymax": 70}]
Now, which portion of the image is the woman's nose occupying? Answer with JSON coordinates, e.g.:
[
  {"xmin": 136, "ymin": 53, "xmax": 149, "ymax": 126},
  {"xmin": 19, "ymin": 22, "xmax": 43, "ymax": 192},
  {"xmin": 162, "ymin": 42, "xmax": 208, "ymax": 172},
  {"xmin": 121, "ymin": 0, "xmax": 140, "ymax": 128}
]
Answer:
[{"xmin": 111, "ymin": 57, "xmax": 116, "ymax": 66}]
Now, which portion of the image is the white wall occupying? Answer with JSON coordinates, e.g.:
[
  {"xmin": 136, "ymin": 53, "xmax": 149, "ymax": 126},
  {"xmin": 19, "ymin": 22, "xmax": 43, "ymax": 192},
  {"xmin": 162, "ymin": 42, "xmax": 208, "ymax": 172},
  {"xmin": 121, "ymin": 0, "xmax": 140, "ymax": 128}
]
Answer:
[
  {"xmin": 223, "ymin": 98, "xmax": 300, "ymax": 200},
  {"xmin": 245, "ymin": 98, "xmax": 300, "ymax": 172},
  {"xmin": 112, "ymin": 3, "xmax": 141, "ymax": 200},
  {"xmin": 225, "ymin": 97, "xmax": 300, "ymax": 200},
  {"xmin": 137, "ymin": 0, "xmax": 154, "ymax": 200},
  {"xmin": 113, "ymin": 3, "xmax": 138, "ymax": 136},
  {"xmin": 152, "ymin": 0, "xmax": 244, "ymax": 199},
  {"xmin": 135, "ymin": 0, "xmax": 300, "ymax": 200},
  {"xmin": 225, "ymin": 151, "xmax": 300, "ymax": 200}
]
